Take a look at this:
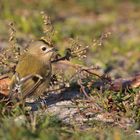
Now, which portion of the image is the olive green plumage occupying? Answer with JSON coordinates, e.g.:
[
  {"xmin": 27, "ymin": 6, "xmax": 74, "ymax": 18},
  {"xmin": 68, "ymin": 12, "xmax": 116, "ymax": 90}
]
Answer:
[{"xmin": 10, "ymin": 40, "xmax": 54, "ymax": 99}]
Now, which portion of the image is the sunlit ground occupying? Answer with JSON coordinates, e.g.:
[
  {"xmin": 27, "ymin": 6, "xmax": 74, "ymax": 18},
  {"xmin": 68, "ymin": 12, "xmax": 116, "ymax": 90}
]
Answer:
[{"xmin": 0, "ymin": 0, "xmax": 140, "ymax": 139}]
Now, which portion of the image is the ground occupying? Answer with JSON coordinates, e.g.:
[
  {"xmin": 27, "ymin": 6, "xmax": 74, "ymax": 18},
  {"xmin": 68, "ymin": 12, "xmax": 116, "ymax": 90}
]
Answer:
[{"xmin": 0, "ymin": 0, "xmax": 140, "ymax": 140}]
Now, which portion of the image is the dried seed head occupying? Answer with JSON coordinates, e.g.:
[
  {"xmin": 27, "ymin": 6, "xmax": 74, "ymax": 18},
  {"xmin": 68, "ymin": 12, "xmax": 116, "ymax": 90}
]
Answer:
[{"xmin": 40, "ymin": 11, "xmax": 54, "ymax": 45}]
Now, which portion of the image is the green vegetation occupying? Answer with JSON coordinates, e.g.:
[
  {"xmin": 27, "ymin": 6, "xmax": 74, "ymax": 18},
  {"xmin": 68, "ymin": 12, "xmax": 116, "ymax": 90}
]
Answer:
[{"xmin": 0, "ymin": 0, "xmax": 140, "ymax": 139}]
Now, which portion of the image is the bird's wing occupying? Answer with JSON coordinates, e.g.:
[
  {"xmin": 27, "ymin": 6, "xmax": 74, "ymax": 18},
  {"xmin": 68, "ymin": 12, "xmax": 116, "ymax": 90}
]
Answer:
[
  {"xmin": 10, "ymin": 73, "xmax": 43, "ymax": 100},
  {"xmin": 21, "ymin": 75, "xmax": 43, "ymax": 99}
]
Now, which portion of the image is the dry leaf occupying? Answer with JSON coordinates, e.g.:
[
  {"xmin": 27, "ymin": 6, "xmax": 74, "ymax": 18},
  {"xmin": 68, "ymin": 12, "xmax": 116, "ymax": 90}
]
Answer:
[{"xmin": 0, "ymin": 75, "xmax": 11, "ymax": 96}]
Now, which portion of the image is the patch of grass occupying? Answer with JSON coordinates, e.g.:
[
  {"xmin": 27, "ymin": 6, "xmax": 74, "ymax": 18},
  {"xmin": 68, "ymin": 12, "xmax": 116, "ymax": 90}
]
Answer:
[{"xmin": 0, "ymin": 0, "xmax": 140, "ymax": 139}]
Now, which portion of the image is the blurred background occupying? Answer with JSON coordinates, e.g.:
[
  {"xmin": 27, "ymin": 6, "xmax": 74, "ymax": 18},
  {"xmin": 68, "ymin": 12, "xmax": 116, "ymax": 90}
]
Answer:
[{"xmin": 0, "ymin": 0, "xmax": 140, "ymax": 78}]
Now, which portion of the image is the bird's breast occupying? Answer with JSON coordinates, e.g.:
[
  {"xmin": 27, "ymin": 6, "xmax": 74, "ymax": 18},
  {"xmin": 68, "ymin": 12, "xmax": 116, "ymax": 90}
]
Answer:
[{"xmin": 16, "ymin": 54, "xmax": 51, "ymax": 78}]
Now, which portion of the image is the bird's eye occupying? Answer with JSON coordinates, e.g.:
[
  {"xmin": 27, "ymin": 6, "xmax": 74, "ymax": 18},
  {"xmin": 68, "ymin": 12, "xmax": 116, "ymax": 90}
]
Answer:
[{"xmin": 41, "ymin": 47, "xmax": 47, "ymax": 51}]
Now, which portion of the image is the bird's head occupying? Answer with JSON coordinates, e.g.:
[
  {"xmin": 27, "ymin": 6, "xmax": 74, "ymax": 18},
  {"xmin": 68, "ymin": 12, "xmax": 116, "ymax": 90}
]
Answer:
[{"xmin": 27, "ymin": 40, "xmax": 55, "ymax": 63}]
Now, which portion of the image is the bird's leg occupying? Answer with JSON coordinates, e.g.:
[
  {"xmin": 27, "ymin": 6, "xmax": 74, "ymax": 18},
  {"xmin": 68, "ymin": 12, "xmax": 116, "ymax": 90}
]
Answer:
[{"xmin": 37, "ymin": 96, "xmax": 47, "ymax": 110}]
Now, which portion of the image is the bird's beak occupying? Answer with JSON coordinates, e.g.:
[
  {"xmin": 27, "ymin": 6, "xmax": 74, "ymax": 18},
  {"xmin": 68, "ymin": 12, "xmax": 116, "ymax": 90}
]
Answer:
[{"xmin": 47, "ymin": 47, "xmax": 55, "ymax": 53}]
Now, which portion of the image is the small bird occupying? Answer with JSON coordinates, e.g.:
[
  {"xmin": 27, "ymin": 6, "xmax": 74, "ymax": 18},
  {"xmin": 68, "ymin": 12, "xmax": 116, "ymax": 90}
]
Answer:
[{"xmin": 10, "ymin": 39, "xmax": 54, "ymax": 100}]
